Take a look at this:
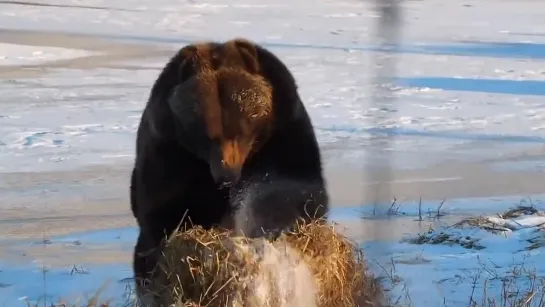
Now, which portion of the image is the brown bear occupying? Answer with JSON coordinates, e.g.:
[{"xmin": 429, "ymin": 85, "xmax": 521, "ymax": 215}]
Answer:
[{"xmin": 130, "ymin": 38, "xmax": 329, "ymax": 303}]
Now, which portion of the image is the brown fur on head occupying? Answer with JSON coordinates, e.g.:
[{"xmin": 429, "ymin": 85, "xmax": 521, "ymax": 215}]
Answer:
[{"xmin": 167, "ymin": 39, "xmax": 275, "ymax": 185}]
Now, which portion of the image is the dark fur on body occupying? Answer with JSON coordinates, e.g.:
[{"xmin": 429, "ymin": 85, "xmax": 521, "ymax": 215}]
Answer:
[{"xmin": 130, "ymin": 38, "xmax": 329, "ymax": 303}]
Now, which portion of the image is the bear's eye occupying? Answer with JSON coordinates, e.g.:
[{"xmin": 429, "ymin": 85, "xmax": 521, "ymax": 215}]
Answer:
[{"xmin": 168, "ymin": 81, "xmax": 209, "ymax": 141}]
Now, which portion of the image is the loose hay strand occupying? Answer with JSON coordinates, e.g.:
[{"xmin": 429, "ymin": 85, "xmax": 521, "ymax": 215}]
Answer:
[{"xmin": 143, "ymin": 219, "xmax": 383, "ymax": 307}]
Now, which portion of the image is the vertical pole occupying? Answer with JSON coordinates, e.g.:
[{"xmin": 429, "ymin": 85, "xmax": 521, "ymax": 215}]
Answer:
[{"xmin": 365, "ymin": 0, "xmax": 403, "ymax": 288}]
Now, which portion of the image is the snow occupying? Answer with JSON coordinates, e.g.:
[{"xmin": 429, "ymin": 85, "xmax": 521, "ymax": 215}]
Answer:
[
  {"xmin": 487, "ymin": 215, "xmax": 545, "ymax": 230},
  {"xmin": 0, "ymin": 43, "xmax": 96, "ymax": 66},
  {"xmin": 328, "ymin": 198, "xmax": 545, "ymax": 306},
  {"xmin": 3, "ymin": 51, "xmax": 545, "ymax": 172},
  {"xmin": 363, "ymin": 205, "xmax": 545, "ymax": 306},
  {"xmin": 1, "ymin": 0, "xmax": 545, "ymax": 305}
]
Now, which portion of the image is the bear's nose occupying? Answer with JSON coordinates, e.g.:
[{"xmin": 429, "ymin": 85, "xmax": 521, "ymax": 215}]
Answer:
[
  {"xmin": 210, "ymin": 162, "xmax": 241, "ymax": 187},
  {"xmin": 220, "ymin": 166, "xmax": 241, "ymax": 186}
]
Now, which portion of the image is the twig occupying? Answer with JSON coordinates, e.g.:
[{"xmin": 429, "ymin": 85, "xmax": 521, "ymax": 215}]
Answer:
[
  {"xmin": 388, "ymin": 197, "xmax": 398, "ymax": 215},
  {"xmin": 437, "ymin": 199, "xmax": 445, "ymax": 219},
  {"xmin": 418, "ymin": 197, "xmax": 423, "ymax": 221}
]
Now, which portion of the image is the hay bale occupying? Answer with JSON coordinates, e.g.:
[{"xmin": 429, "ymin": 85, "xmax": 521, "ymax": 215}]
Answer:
[
  {"xmin": 144, "ymin": 220, "xmax": 383, "ymax": 307},
  {"xmin": 283, "ymin": 221, "xmax": 382, "ymax": 307}
]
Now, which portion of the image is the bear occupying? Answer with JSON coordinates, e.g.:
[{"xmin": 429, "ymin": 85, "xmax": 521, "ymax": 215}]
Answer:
[{"xmin": 129, "ymin": 38, "xmax": 329, "ymax": 304}]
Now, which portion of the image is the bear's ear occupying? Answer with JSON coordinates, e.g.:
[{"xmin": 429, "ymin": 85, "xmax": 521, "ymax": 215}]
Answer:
[
  {"xmin": 248, "ymin": 42, "xmax": 302, "ymax": 127},
  {"xmin": 231, "ymin": 38, "xmax": 260, "ymax": 74},
  {"xmin": 177, "ymin": 44, "xmax": 199, "ymax": 82}
]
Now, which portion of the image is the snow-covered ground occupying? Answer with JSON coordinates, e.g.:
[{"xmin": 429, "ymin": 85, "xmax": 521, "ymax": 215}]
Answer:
[
  {"xmin": 1, "ymin": 0, "xmax": 545, "ymax": 306},
  {"xmin": 2, "ymin": 0, "xmax": 545, "ymax": 173},
  {"xmin": 357, "ymin": 198, "xmax": 545, "ymax": 306},
  {"xmin": 0, "ymin": 43, "xmax": 96, "ymax": 66}
]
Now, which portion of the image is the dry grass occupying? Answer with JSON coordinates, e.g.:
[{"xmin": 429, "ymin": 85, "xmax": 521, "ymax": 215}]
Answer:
[
  {"xmin": 468, "ymin": 259, "xmax": 545, "ymax": 307},
  {"xmin": 139, "ymin": 218, "xmax": 383, "ymax": 307},
  {"xmin": 284, "ymin": 220, "xmax": 381, "ymax": 307}
]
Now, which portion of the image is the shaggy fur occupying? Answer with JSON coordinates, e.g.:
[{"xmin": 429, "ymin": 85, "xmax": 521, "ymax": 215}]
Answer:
[{"xmin": 130, "ymin": 38, "xmax": 329, "ymax": 303}]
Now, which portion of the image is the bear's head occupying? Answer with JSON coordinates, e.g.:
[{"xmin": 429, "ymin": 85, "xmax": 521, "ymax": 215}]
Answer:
[{"xmin": 164, "ymin": 39, "xmax": 293, "ymax": 187}]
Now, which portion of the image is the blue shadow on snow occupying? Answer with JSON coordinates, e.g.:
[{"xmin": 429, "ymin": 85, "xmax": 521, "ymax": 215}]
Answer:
[
  {"xmin": 113, "ymin": 36, "xmax": 545, "ymax": 59},
  {"xmin": 50, "ymin": 226, "xmax": 138, "ymax": 245},
  {"xmin": 0, "ymin": 262, "xmax": 133, "ymax": 307},
  {"xmin": 409, "ymin": 41, "xmax": 545, "ymax": 59},
  {"xmin": 397, "ymin": 77, "xmax": 545, "ymax": 96},
  {"xmin": 4, "ymin": 28, "xmax": 545, "ymax": 59},
  {"xmin": 318, "ymin": 125, "xmax": 545, "ymax": 144}
]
